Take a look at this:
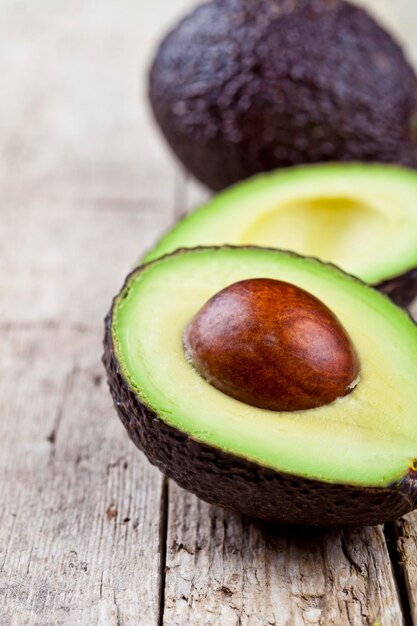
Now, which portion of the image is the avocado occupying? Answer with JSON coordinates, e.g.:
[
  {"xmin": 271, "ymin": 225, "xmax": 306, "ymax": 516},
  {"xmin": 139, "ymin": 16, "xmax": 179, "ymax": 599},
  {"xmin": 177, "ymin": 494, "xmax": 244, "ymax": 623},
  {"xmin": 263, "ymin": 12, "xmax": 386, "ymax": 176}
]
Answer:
[
  {"xmin": 149, "ymin": 0, "xmax": 417, "ymax": 191},
  {"xmin": 103, "ymin": 246, "xmax": 417, "ymax": 527},
  {"xmin": 144, "ymin": 163, "xmax": 417, "ymax": 307}
]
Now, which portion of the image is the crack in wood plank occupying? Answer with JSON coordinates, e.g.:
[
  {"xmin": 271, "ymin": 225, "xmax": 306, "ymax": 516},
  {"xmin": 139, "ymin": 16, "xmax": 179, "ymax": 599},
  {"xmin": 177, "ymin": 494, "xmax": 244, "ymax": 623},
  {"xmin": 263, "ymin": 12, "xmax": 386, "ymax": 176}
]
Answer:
[
  {"xmin": 385, "ymin": 522, "xmax": 413, "ymax": 626},
  {"xmin": 390, "ymin": 514, "xmax": 417, "ymax": 624},
  {"xmin": 158, "ymin": 478, "xmax": 169, "ymax": 626},
  {"xmin": 48, "ymin": 366, "xmax": 78, "ymax": 460}
]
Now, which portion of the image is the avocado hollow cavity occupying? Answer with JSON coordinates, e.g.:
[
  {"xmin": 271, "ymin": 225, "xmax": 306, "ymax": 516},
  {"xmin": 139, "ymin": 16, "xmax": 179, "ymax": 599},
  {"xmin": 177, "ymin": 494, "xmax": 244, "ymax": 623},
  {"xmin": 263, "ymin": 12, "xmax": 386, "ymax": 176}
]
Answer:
[
  {"xmin": 104, "ymin": 246, "xmax": 417, "ymax": 526},
  {"xmin": 240, "ymin": 196, "xmax": 387, "ymax": 272},
  {"xmin": 143, "ymin": 164, "xmax": 417, "ymax": 306}
]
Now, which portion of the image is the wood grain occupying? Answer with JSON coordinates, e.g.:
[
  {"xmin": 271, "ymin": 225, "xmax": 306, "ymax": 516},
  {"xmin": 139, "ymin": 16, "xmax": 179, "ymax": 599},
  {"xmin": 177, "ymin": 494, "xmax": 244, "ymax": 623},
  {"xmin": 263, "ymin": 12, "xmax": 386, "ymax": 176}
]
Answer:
[
  {"xmin": 0, "ymin": 0, "xmax": 177, "ymax": 624},
  {"xmin": 393, "ymin": 513, "xmax": 417, "ymax": 624},
  {"xmin": 0, "ymin": 327, "xmax": 165, "ymax": 625},
  {"xmin": 163, "ymin": 483, "xmax": 404, "ymax": 626},
  {"xmin": 0, "ymin": 0, "xmax": 417, "ymax": 624}
]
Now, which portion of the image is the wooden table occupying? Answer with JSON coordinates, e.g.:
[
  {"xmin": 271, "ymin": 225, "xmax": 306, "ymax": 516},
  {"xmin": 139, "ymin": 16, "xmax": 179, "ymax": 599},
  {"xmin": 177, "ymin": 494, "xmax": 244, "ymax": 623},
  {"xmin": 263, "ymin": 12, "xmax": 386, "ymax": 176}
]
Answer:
[{"xmin": 1, "ymin": 1, "xmax": 417, "ymax": 624}]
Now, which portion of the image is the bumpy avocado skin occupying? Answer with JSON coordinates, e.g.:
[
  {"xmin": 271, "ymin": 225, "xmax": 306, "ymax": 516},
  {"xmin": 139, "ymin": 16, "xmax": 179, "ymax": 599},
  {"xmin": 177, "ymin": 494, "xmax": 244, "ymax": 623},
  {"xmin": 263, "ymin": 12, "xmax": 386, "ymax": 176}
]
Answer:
[
  {"xmin": 149, "ymin": 0, "xmax": 417, "ymax": 191},
  {"xmin": 103, "ymin": 257, "xmax": 417, "ymax": 528},
  {"xmin": 378, "ymin": 268, "xmax": 417, "ymax": 309}
]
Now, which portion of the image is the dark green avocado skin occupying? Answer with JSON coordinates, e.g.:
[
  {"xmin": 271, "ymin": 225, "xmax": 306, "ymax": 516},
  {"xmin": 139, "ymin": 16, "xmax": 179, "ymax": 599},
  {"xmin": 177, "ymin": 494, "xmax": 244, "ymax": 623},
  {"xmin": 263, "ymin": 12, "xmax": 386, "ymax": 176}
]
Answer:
[
  {"xmin": 102, "ymin": 256, "xmax": 417, "ymax": 528},
  {"xmin": 149, "ymin": 0, "xmax": 417, "ymax": 191},
  {"xmin": 378, "ymin": 268, "xmax": 417, "ymax": 309}
]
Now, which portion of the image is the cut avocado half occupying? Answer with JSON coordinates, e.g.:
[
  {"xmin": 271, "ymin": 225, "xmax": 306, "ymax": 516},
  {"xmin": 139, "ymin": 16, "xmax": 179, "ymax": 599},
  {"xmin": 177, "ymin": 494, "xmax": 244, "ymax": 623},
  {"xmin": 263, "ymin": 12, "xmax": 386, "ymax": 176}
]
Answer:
[
  {"xmin": 104, "ymin": 246, "xmax": 417, "ymax": 527},
  {"xmin": 144, "ymin": 164, "xmax": 417, "ymax": 307}
]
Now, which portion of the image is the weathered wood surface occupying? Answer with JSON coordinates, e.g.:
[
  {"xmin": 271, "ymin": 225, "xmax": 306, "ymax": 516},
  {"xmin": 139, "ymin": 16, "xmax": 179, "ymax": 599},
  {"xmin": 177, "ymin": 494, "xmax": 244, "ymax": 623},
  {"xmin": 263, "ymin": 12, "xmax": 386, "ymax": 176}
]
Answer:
[
  {"xmin": 163, "ymin": 484, "xmax": 404, "ymax": 626},
  {"xmin": 0, "ymin": 1, "xmax": 417, "ymax": 625}
]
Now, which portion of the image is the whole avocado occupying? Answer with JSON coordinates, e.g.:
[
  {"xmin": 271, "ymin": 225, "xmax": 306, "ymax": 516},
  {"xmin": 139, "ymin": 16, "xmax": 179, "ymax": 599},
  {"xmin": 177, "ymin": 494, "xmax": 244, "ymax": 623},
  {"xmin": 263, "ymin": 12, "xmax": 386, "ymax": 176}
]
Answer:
[{"xmin": 149, "ymin": 0, "xmax": 417, "ymax": 190}]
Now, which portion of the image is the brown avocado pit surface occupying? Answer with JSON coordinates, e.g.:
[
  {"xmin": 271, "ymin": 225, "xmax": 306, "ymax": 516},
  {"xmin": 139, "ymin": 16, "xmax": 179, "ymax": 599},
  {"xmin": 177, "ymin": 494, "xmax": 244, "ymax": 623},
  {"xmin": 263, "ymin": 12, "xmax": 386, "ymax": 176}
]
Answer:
[{"xmin": 184, "ymin": 278, "xmax": 359, "ymax": 411}]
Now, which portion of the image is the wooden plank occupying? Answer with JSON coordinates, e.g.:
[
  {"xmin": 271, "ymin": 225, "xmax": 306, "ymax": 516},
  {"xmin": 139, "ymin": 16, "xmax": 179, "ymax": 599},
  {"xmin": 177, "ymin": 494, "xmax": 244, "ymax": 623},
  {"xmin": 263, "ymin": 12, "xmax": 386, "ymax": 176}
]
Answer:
[
  {"xmin": 0, "ymin": 0, "xmax": 184, "ymax": 623},
  {"xmin": 394, "ymin": 512, "xmax": 417, "ymax": 623},
  {"xmin": 0, "ymin": 326, "xmax": 164, "ymax": 625},
  {"xmin": 163, "ymin": 484, "xmax": 403, "ymax": 626}
]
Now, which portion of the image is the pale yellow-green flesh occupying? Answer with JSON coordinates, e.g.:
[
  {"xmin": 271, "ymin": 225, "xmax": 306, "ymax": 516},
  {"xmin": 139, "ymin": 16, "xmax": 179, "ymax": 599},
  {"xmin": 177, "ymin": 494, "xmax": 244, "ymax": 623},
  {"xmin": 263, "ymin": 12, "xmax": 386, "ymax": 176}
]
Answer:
[
  {"xmin": 144, "ymin": 164, "xmax": 417, "ymax": 284},
  {"xmin": 113, "ymin": 247, "xmax": 417, "ymax": 487}
]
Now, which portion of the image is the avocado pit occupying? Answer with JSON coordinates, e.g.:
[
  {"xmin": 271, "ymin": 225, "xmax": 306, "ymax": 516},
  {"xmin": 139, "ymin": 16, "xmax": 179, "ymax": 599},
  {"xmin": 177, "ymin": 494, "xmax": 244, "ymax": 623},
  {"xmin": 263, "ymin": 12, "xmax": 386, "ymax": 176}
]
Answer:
[{"xmin": 183, "ymin": 278, "xmax": 360, "ymax": 411}]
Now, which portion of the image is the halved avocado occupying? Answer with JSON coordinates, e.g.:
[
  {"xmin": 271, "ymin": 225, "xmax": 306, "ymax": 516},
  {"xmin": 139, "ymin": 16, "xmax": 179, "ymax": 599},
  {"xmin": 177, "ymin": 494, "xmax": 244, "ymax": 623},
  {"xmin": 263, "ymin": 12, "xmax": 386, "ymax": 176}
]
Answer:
[
  {"xmin": 104, "ymin": 246, "xmax": 417, "ymax": 527},
  {"xmin": 144, "ymin": 164, "xmax": 417, "ymax": 307}
]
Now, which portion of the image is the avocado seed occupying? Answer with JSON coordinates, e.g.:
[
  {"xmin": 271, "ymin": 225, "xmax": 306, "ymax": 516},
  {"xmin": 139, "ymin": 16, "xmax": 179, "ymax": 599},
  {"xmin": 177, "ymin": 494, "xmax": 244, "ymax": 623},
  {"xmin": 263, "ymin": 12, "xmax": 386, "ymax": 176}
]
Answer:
[{"xmin": 183, "ymin": 278, "xmax": 360, "ymax": 411}]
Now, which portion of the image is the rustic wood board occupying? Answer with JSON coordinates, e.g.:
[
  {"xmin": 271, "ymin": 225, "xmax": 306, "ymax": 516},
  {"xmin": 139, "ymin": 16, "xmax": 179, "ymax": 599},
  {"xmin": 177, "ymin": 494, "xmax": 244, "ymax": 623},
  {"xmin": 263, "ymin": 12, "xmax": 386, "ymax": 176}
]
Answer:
[{"xmin": 0, "ymin": 1, "xmax": 416, "ymax": 625}]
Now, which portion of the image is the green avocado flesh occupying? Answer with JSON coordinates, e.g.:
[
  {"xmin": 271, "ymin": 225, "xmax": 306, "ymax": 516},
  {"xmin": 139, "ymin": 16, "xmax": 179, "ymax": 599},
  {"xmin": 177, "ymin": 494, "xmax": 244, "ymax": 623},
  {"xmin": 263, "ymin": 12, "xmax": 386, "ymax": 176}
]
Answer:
[
  {"xmin": 112, "ymin": 247, "xmax": 417, "ymax": 488},
  {"xmin": 144, "ymin": 164, "xmax": 417, "ymax": 285}
]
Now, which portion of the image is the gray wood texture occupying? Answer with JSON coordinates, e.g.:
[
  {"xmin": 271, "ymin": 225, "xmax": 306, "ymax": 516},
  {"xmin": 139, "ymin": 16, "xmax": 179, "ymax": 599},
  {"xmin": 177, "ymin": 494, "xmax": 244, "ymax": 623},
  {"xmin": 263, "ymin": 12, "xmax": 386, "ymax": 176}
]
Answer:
[{"xmin": 0, "ymin": 1, "xmax": 416, "ymax": 624}]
